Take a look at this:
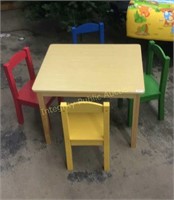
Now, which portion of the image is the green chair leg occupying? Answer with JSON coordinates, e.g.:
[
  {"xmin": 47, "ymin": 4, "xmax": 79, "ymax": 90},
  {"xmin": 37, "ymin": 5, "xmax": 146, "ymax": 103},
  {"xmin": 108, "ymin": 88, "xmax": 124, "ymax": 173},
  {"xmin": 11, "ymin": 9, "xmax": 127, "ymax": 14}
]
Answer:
[
  {"xmin": 128, "ymin": 99, "xmax": 133, "ymax": 127},
  {"xmin": 158, "ymin": 98, "xmax": 164, "ymax": 120}
]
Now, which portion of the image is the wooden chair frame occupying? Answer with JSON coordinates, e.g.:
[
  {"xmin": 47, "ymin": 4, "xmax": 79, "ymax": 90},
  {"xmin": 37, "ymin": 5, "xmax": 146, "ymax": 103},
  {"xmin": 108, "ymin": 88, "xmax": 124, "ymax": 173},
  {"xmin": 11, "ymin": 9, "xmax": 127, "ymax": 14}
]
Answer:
[
  {"xmin": 60, "ymin": 101, "xmax": 110, "ymax": 171},
  {"xmin": 128, "ymin": 40, "xmax": 170, "ymax": 126},
  {"xmin": 71, "ymin": 22, "xmax": 104, "ymax": 44},
  {"xmin": 3, "ymin": 47, "xmax": 61, "ymax": 124}
]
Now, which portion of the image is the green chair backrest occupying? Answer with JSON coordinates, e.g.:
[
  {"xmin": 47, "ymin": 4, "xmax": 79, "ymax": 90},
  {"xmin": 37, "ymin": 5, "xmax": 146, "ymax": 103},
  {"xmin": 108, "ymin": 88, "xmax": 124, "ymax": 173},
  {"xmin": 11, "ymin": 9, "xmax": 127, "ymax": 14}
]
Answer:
[{"xmin": 146, "ymin": 40, "xmax": 170, "ymax": 96}]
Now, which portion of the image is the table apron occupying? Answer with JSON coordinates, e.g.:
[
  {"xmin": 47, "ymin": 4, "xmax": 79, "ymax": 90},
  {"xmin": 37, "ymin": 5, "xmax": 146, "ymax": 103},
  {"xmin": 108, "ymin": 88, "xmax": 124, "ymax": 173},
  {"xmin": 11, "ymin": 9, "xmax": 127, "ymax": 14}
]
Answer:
[{"xmin": 35, "ymin": 92, "xmax": 140, "ymax": 99}]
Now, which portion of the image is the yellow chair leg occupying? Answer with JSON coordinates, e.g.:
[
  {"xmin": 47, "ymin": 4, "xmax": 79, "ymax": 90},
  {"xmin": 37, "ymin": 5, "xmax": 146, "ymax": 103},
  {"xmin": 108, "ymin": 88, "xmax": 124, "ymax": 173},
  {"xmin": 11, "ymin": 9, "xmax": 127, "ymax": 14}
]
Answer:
[
  {"xmin": 104, "ymin": 142, "xmax": 110, "ymax": 172},
  {"xmin": 65, "ymin": 143, "xmax": 73, "ymax": 171}
]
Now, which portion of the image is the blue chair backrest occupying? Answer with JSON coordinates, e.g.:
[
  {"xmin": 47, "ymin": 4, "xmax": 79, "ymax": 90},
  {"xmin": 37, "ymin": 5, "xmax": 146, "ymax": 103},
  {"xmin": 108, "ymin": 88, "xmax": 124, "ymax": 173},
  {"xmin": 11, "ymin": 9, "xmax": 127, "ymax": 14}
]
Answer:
[{"xmin": 71, "ymin": 22, "xmax": 104, "ymax": 44}]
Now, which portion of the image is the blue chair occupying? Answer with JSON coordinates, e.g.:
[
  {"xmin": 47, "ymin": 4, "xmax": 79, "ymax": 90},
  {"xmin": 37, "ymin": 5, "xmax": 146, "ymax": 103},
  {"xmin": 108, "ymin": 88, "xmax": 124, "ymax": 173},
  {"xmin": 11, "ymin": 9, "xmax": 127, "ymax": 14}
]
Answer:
[{"xmin": 71, "ymin": 22, "xmax": 104, "ymax": 44}]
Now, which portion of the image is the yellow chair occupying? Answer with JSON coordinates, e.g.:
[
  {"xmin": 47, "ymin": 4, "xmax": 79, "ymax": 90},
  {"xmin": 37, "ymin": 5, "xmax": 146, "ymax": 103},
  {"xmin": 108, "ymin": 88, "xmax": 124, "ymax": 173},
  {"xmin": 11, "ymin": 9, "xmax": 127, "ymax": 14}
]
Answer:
[{"xmin": 60, "ymin": 101, "xmax": 110, "ymax": 172}]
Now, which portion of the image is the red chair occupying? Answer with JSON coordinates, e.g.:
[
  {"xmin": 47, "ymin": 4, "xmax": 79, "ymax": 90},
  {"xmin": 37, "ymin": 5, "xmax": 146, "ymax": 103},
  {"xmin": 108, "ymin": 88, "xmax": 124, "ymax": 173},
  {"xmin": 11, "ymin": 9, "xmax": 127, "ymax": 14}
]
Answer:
[{"xmin": 3, "ymin": 47, "xmax": 62, "ymax": 124}]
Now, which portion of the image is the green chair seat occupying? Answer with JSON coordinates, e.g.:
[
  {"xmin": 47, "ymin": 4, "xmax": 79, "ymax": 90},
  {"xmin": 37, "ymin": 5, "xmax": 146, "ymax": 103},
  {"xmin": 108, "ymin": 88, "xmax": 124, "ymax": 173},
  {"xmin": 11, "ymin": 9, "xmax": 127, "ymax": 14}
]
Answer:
[{"xmin": 141, "ymin": 74, "xmax": 160, "ymax": 100}]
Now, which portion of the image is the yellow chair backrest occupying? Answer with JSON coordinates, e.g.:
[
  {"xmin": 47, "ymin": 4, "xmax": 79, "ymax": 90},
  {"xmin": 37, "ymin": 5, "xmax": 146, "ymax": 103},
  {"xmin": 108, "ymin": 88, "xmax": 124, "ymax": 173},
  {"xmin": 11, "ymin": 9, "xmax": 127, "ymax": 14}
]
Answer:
[{"xmin": 61, "ymin": 101, "xmax": 104, "ymax": 113}]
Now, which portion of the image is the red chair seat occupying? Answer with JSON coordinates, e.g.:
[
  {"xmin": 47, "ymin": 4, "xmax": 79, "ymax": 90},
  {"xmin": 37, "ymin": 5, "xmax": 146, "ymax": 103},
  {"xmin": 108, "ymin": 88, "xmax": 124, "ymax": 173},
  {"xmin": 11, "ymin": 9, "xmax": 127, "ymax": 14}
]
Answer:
[{"xmin": 18, "ymin": 79, "xmax": 53, "ymax": 107}]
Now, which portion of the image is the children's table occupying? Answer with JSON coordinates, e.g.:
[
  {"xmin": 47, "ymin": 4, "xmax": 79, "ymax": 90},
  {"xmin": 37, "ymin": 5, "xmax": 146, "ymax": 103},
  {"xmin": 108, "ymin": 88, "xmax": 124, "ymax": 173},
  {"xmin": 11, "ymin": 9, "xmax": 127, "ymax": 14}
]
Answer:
[{"xmin": 32, "ymin": 44, "xmax": 144, "ymax": 148}]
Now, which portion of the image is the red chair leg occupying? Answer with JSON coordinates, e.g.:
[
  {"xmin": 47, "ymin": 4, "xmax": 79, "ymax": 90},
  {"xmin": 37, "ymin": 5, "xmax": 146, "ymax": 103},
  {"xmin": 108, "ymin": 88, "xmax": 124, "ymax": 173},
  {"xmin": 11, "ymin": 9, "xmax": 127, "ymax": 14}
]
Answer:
[
  {"xmin": 58, "ymin": 97, "xmax": 64, "ymax": 103},
  {"xmin": 48, "ymin": 113, "xmax": 52, "ymax": 130},
  {"xmin": 15, "ymin": 102, "xmax": 24, "ymax": 124}
]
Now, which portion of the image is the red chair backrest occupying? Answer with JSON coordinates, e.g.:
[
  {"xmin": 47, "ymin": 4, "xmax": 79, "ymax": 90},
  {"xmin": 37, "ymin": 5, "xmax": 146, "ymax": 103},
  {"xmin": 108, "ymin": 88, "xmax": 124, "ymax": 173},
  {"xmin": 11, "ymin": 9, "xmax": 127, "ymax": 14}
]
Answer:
[{"xmin": 3, "ymin": 47, "xmax": 36, "ymax": 99}]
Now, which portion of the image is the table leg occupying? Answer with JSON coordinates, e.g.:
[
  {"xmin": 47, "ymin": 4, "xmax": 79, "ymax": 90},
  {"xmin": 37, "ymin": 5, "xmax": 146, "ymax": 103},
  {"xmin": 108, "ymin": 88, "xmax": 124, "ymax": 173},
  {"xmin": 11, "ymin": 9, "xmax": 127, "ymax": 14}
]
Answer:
[
  {"xmin": 131, "ymin": 94, "xmax": 140, "ymax": 148},
  {"xmin": 37, "ymin": 93, "xmax": 51, "ymax": 144}
]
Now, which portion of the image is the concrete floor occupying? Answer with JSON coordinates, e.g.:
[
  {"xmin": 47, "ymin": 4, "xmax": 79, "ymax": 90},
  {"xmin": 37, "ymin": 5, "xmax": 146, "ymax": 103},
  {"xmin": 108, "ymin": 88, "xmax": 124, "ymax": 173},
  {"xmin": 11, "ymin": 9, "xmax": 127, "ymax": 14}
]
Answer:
[{"xmin": 1, "ymin": 8, "xmax": 173, "ymax": 199}]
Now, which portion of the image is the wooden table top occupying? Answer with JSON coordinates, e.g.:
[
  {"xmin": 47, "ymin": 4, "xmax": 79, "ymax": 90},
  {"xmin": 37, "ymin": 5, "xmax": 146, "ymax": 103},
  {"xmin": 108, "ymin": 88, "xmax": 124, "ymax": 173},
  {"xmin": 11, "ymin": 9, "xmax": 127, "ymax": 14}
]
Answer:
[{"xmin": 32, "ymin": 44, "xmax": 144, "ymax": 97}]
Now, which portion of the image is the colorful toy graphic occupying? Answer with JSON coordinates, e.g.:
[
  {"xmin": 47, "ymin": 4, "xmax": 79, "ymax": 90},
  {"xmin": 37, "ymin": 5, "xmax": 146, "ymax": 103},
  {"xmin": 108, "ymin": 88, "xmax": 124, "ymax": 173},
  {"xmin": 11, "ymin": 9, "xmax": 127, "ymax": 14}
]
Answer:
[
  {"xmin": 126, "ymin": 0, "xmax": 174, "ymax": 41},
  {"xmin": 136, "ymin": 24, "xmax": 149, "ymax": 35},
  {"xmin": 138, "ymin": 5, "xmax": 151, "ymax": 17},
  {"xmin": 134, "ymin": 11, "xmax": 147, "ymax": 23},
  {"xmin": 170, "ymin": 12, "xmax": 174, "ymax": 33},
  {"xmin": 161, "ymin": 8, "xmax": 174, "ymax": 26}
]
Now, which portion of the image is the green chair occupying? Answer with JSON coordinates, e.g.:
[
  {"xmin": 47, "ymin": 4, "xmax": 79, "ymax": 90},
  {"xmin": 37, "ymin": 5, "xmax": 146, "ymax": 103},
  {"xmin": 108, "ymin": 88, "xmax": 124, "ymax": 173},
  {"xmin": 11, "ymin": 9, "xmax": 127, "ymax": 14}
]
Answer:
[{"xmin": 128, "ymin": 40, "xmax": 170, "ymax": 126}]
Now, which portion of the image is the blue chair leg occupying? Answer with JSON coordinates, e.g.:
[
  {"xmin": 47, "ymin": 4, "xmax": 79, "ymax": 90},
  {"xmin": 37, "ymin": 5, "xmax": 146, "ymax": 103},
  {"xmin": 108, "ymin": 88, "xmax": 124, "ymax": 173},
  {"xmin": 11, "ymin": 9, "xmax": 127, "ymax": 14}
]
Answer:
[{"xmin": 118, "ymin": 99, "xmax": 123, "ymax": 108}]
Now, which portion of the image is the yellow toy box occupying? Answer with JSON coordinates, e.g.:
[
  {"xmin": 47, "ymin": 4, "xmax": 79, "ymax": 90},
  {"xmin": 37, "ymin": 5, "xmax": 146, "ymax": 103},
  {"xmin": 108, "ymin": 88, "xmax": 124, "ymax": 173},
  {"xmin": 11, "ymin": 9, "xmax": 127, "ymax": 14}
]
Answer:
[{"xmin": 126, "ymin": 0, "xmax": 174, "ymax": 41}]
